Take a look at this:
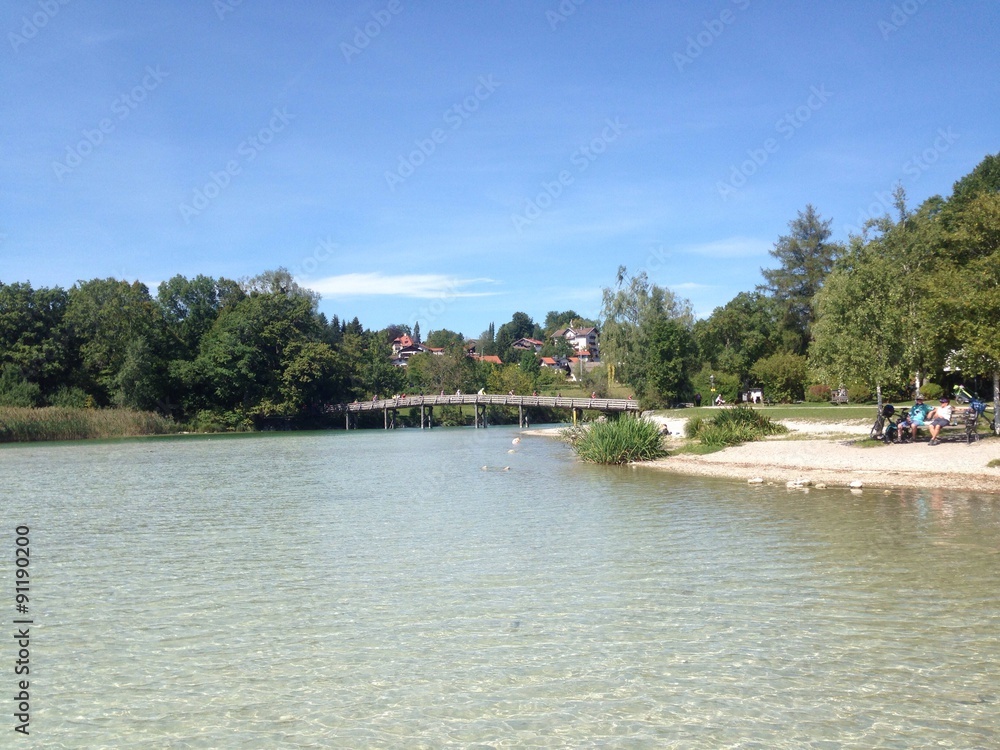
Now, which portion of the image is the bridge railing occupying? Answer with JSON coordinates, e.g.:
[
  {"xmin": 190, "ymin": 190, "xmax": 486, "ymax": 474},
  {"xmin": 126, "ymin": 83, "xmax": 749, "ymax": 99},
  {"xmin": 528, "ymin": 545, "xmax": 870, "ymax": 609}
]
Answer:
[{"xmin": 328, "ymin": 394, "xmax": 640, "ymax": 413}]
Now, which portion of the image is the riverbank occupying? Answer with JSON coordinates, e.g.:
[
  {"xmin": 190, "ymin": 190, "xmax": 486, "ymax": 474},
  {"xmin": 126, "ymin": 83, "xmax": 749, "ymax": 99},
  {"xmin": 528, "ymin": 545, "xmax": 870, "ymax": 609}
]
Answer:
[
  {"xmin": 0, "ymin": 406, "xmax": 177, "ymax": 443},
  {"xmin": 523, "ymin": 418, "xmax": 1000, "ymax": 494}
]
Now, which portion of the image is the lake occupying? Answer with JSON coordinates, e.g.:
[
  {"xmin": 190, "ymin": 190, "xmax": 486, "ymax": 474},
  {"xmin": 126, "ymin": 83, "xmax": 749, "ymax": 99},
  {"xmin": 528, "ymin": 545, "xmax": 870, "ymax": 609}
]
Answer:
[{"xmin": 3, "ymin": 426, "xmax": 999, "ymax": 748}]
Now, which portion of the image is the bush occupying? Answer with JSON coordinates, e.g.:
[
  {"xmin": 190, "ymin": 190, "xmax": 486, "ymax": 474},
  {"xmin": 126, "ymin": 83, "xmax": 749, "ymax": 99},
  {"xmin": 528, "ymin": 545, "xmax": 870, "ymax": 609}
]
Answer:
[
  {"xmin": 844, "ymin": 380, "xmax": 873, "ymax": 404},
  {"xmin": 806, "ymin": 384, "xmax": 832, "ymax": 403},
  {"xmin": 920, "ymin": 381, "xmax": 943, "ymax": 400},
  {"xmin": 47, "ymin": 386, "xmax": 90, "ymax": 408},
  {"xmin": 0, "ymin": 367, "xmax": 41, "ymax": 408},
  {"xmin": 684, "ymin": 416, "xmax": 704, "ymax": 438},
  {"xmin": 750, "ymin": 353, "xmax": 808, "ymax": 403},
  {"xmin": 569, "ymin": 415, "xmax": 666, "ymax": 464},
  {"xmin": 686, "ymin": 405, "xmax": 788, "ymax": 448}
]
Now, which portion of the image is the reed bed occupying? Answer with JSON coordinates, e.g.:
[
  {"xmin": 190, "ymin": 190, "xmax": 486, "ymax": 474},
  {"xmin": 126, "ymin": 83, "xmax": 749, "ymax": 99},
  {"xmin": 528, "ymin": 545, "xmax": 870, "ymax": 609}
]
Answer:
[
  {"xmin": 685, "ymin": 405, "xmax": 787, "ymax": 448},
  {"xmin": 565, "ymin": 415, "xmax": 667, "ymax": 464},
  {"xmin": 0, "ymin": 407, "xmax": 177, "ymax": 443}
]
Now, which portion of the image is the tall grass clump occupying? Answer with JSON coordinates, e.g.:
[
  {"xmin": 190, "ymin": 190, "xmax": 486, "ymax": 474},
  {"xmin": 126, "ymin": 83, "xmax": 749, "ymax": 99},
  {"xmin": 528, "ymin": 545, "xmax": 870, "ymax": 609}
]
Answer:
[
  {"xmin": 688, "ymin": 405, "xmax": 787, "ymax": 448},
  {"xmin": 567, "ymin": 416, "xmax": 667, "ymax": 464},
  {"xmin": 0, "ymin": 407, "xmax": 177, "ymax": 443}
]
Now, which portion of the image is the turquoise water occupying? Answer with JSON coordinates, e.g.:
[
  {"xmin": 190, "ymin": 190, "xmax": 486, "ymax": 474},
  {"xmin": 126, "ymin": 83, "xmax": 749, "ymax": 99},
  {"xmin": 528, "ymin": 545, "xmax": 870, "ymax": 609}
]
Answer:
[{"xmin": 2, "ymin": 427, "xmax": 1000, "ymax": 748}]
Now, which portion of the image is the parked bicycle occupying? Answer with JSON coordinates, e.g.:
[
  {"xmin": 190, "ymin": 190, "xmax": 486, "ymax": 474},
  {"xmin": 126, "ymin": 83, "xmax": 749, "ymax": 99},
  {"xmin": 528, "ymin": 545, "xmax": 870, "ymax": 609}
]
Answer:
[
  {"xmin": 953, "ymin": 385, "xmax": 997, "ymax": 436},
  {"xmin": 869, "ymin": 404, "xmax": 898, "ymax": 441}
]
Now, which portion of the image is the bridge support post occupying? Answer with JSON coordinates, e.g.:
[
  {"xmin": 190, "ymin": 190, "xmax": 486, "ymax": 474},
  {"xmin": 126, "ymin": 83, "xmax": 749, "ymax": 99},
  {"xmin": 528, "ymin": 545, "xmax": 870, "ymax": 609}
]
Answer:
[
  {"xmin": 573, "ymin": 408, "xmax": 579, "ymax": 426},
  {"xmin": 519, "ymin": 404, "xmax": 524, "ymax": 428},
  {"xmin": 421, "ymin": 404, "xmax": 425, "ymax": 429},
  {"xmin": 345, "ymin": 412, "xmax": 350, "ymax": 430},
  {"xmin": 384, "ymin": 408, "xmax": 388, "ymax": 430}
]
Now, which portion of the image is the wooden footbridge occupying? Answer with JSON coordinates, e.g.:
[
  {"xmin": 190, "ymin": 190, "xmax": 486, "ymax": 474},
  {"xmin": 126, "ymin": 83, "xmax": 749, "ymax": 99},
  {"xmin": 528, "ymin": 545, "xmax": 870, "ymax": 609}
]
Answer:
[{"xmin": 329, "ymin": 394, "xmax": 641, "ymax": 429}]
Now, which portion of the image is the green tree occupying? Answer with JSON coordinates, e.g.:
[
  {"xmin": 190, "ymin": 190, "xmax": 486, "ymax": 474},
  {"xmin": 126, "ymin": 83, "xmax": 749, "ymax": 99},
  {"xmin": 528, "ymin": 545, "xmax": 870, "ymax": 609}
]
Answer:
[
  {"xmin": 519, "ymin": 350, "xmax": 541, "ymax": 379},
  {"xmin": 0, "ymin": 364, "xmax": 42, "ymax": 407},
  {"xmin": 478, "ymin": 323, "xmax": 496, "ymax": 357},
  {"xmin": 157, "ymin": 274, "xmax": 243, "ymax": 358},
  {"xmin": 0, "ymin": 282, "xmax": 75, "ymax": 398},
  {"xmin": 600, "ymin": 265, "xmax": 694, "ymax": 390},
  {"xmin": 760, "ymin": 205, "xmax": 844, "ymax": 354},
  {"xmin": 64, "ymin": 279, "xmax": 167, "ymax": 406},
  {"xmin": 750, "ymin": 352, "xmax": 809, "ymax": 403},
  {"xmin": 936, "ymin": 190, "xmax": 1000, "ymax": 429},
  {"xmin": 810, "ymin": 235, "xmax": 907, "ymax": 407},
  {"xmin": 631, "ymin": 316, "xmax": 698, "ymax": 407},
  {"xmin": 694, "ymin": 292, "xmax": 781, "ymax": 388},
  {"xmin": 424, "ymin": 329, "xmax": 465, "ymax": 351},
  {"xmin": 191, "ymin": 290, "xmax": 335, "ymax": 417},
  {"xmin": 487, "ymin": 363, "xmax": 534, "ymax": 395}
]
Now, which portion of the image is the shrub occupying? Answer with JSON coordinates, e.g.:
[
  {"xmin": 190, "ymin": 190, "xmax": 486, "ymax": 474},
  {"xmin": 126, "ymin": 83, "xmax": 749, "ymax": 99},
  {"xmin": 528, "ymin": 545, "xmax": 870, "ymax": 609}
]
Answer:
[
  {"xmin": 686, "ymin": 405, "xmax": 788, "ymax": 448},
  {"xmin": 750, "ymin": 353, "xmax": 808, "ymax": 403},
  {"xmin": 570, "ymin": 415, "xmax": 666, "ymax": 464},
  {"xmin": 47, "ymin": 386, "xmax": 90, "ymax": 408},
  {"xmin": 806, "ymin": 384, "xmax": 832, "ymax": 403},
  {"xmin": 844, "ymin": 380, "xmax": 873, "ymax": 404},
  {"xmin": 684, "ymin": 416, "xmax": 704, "ymax": 438},
  {"xmin": 0, "ymin": 367, "xmax": 41, "ymax": 408},
  {"xmin": 920, "ymin": 381, "xmax": 943, "ymax": 400}
]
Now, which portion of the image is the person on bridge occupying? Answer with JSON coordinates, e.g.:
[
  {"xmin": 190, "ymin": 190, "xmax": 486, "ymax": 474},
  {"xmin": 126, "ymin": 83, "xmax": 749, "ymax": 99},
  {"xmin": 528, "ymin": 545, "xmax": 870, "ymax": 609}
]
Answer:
[{"xmin": 477, "ymin": 387, "xmax": 485, "ymax": 395}]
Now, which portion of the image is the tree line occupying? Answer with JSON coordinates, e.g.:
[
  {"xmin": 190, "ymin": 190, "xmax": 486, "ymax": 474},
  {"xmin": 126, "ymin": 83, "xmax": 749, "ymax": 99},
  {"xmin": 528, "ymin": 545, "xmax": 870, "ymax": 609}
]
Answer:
[
  {"xmin": 0, "ymin": 267, "xmax": 602, "ymax": 429},
  {"xmin": 2, "ymin": 154, "xmax": 997, "ymax": 428},
  {"xmin": 601, "ymin": 153, "xmax": 1000, "ymax": 417}
]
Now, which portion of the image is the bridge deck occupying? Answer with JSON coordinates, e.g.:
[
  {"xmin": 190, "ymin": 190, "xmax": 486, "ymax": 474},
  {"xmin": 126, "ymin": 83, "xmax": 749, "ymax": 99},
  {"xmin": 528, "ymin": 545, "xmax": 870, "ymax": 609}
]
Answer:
[{"xmin": 331, "ymin": 394, "xmax": 640, "ymax": 413}]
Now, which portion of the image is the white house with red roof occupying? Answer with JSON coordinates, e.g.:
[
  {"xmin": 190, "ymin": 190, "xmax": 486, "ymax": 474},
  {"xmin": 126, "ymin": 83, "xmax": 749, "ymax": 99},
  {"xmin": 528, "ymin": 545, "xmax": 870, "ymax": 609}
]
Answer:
[
  {"xmin": 390, "ymin": 334, "xmax": 440, "ymax": 366},
  {"xmin": 551, "ymin": 326, "xmax": 599, "ymax": 361}
]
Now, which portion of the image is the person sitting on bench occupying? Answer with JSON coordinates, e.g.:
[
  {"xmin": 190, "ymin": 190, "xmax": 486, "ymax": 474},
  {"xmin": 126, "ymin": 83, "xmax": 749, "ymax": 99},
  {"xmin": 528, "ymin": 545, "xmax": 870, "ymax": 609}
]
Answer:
[
  {"xmin": 907, "ymin": 397, "xmax": 932, "ymax": 440},
  {"xmin": 926, "ymin": 397, "xmax": 953, "ymax": 446}
]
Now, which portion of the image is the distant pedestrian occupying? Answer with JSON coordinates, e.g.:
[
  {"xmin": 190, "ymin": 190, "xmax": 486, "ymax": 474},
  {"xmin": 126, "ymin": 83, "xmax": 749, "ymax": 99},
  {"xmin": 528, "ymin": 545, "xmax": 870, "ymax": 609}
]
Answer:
[{"xmin": 695, "ymin": 392, "xmax": 702, "ymax": 407}]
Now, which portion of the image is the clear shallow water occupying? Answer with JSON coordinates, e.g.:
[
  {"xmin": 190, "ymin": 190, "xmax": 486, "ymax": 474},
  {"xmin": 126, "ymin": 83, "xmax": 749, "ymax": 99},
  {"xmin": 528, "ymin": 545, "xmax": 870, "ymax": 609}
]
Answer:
[{"xmin": 2, "ymin": 427, "xmax": 1000, "ymax": 748}]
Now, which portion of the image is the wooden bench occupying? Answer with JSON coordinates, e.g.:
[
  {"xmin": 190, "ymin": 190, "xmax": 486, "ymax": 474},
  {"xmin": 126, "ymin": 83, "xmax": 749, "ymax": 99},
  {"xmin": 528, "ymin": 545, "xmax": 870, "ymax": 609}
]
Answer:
[{"xmin": 942, "ymin": 406, "xmax": 987, "ymax": 444}]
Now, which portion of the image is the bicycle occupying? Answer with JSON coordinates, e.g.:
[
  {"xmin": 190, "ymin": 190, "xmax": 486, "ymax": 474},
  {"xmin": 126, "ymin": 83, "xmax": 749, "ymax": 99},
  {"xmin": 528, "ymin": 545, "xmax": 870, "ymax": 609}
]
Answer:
[
  {"xmin": 869, "ymin": 404, "xmax": 897, "ymax": 441},
  {"xmin": 952, "ymin": 385, "xmax": 997, "ymax": 437}
]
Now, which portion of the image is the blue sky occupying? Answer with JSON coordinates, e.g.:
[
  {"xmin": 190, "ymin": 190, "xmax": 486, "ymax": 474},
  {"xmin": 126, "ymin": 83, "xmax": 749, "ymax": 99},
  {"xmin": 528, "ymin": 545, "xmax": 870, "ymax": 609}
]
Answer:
[{"xmin": 3, "ymin": 1, "xmax": 998, "ymax": 339}]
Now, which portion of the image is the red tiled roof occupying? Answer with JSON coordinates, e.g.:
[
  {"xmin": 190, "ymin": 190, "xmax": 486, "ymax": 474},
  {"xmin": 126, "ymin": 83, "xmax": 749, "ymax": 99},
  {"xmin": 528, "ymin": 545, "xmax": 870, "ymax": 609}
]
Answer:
[{"xmin": 471, "ymin": 354, "xmax": 503, "ymax": 364}]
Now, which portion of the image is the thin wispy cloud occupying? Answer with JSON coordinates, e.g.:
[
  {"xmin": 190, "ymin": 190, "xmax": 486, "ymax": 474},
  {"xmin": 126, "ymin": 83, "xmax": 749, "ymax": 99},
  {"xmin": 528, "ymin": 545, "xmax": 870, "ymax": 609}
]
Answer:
[
  {"xmin": 304, "ymin": 273, "xmax": 501, "ymax": 299},
  {"xmin": 678, "ymin": 237, "xmax": 772, "ymax": 259}
]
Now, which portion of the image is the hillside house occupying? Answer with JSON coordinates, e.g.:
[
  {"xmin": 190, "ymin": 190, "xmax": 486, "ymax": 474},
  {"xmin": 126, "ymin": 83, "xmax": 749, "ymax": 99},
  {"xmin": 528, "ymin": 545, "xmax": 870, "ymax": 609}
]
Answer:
[{"xmin": 552, "ymin": 326, "xmax": 600, "ymax": 361}]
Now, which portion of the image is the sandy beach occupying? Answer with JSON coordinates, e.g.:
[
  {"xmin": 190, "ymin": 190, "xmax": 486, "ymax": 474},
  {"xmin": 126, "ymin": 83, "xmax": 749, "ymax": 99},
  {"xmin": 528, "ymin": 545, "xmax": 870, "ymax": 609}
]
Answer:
[{"xmin": 524, "ymin": 417, "xmax": 1000, "ymax": 495}]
